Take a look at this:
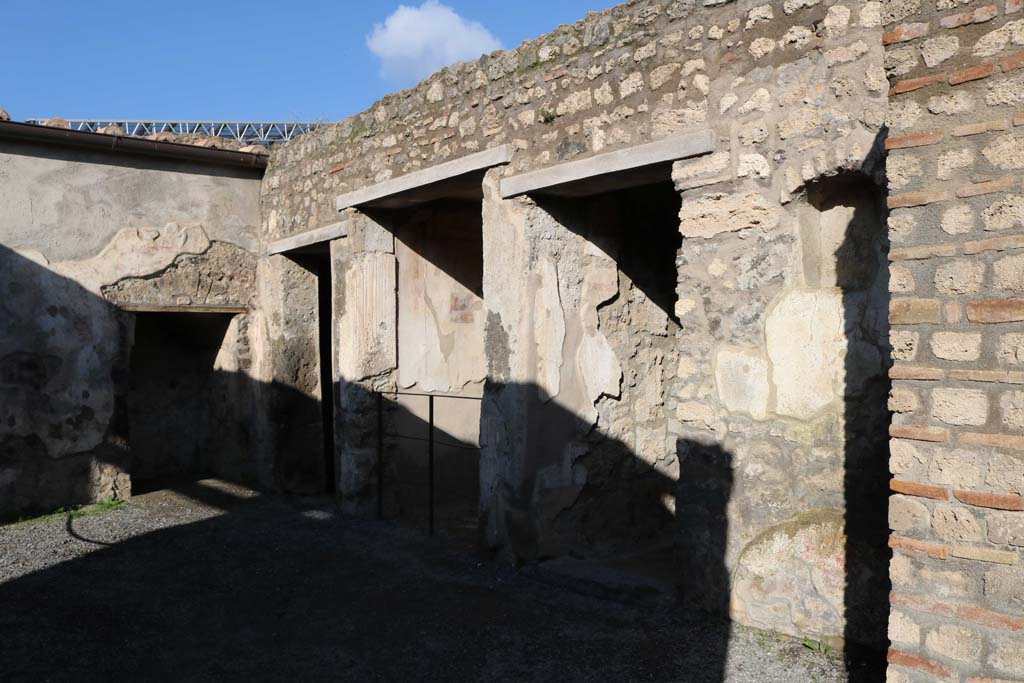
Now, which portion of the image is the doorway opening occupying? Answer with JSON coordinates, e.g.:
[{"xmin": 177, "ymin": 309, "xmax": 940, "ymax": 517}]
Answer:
[
  {"xmin": 287, "ymin": 249, "xmax": 336, "ymax": 495},
  {"xmin": 368, "ymin": 198, "xmax": 485, "ymax": 545},
  {"xmin": 127, "ymin": 312, "xmax": 235, "ymax": 494},
  {"xmin": 526, "ymin": 180, "xmax": 684, "ymax": 583}
]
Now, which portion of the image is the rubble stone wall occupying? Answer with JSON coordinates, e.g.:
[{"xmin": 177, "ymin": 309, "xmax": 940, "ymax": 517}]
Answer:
[
  {"xmin": 262, "ymin": 0, "xmax": 897, "ymax": 650},
  {"xmin": 883, "ymin": 0, "xmax": 1024, "ymax": 680}
]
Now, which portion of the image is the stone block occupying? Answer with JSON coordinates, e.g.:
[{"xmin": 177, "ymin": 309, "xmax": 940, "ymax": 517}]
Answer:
[
  {"xmin": 890, "ymin": 265, "xmax": 916, "ymax": 292},
  {"xmin": 983, "ymin": 196, "xmax": 1024, "ymax": 232},
  {"xmin": 932, "ymin": 505, "xmax": 984, "ymax": 542},
  {"xmin": 890, "ymin": 494, "xmax": 931, "ymax": 532},
  {"xmin": 995, "ymin": 254, "xmax": 1024, "ymax": 292},
  {"xmin": 891, "ymin": 330, "xmax": 920, "ymax": 360},
  {"xmin": 985, "ymin": 565, "xmax": 1024, "ymax": 606},
  {"xmin": 924, "ymin": 624, "xmax": 983, "ymax": 663},
  {"xmin": 987, "ymin": 453, "xmax": 1024, "ymax": 494},
  {"xmin": 990, "ymin": 634, "xmax": 1024, "ymax": 676},
  {"xmin": 891, "ymin": 439, "xmax": 927, "ymax": 474},
  {"xmin": 999, "ymin": 334, "xmax": 1024, "ymax": 364},
  {"xmin": 988, "ymin": 512, "xmax": 1024, "ymax": 545},
  {"xmin": 888, "ymin": 610, "xmax": 921, "ymax": 646},
  {"xmin": 921, "ymin": 35, "xmax": 960, "ymax": 68},
  {"xmin": 935, "ymin": 260, "xmax": 986, "ymax": 295},
  {"xmin": 950, "ymin": 545, "xmax": 1019, "ymax": 565},
  {"xmin": 941, "ymin": 205, "xmax": 975, "ymax": 235},
  {"xmin": 890, "ymin": 387, "xmax": 919, "ymax": 413},
  {"xmin": 678, "ymin": 192, "xmax": 779, "ymax": 238},
  {"xmin": 984, "ymin": 133, "xmax": 1024, "ymax": 171},
  {"xmin": 931, "ymin": 388, "xmax": 989, "ymax": 426},
  {"xmin": 930, "ymin": 449, "xmax": 982, "ymax": 488},
  {"xmin": 931, "ymin": 332, "xmax": 982, "ymax": 361}
]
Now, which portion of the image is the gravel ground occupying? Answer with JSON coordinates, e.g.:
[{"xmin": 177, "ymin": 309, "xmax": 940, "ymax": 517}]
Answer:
[{"xmin": 0, "ymin": 480, "xmax": 855, "ymax": 683}]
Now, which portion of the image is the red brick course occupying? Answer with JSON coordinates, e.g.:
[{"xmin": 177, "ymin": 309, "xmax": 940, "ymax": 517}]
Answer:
[
  {"xmin": 940, "ymin": 4, "xmax": 999, "ymax": 28},
  {"xmin": 966, "ymin": 299, "xmax": 1024, "ymax": 323},
  {"xmin": 889, "ymin": 73, "xmax": 948, "ymax": 95},
  {"xmin": 949, "ymin": 62, "xmax": 996, "ymax": 85},
  {"xmin": 954, "ymin": 489, "xmax": 1024, "ymax": 510},
  {"xmin": 890, "ymin": 425, "xmax": 949, "ymax": 442},
  {"xmin": 886, "ymin": 131, "xmax": 945, "ymax": 150},
  {"xmin": 883, "ymin": 22, "xmax": 931, "ymax": 45},
  {"xmin": 889, "ymin": 536, "xmax": 950, "ymax": 559},
  {"xmin": 890, "ymin": 244, "xmax": 958, "ymax": 260},
  {"xmin": 891, "ymin": 592, "xmax": 1024, "ymax": 631},
  {"xmin": 960, "ymin": 431, "xmax": 1024, "ymax": 449},
  {"xmin": 887, "ymin": 648, "xmax": 955, "ymax": 679},
  {"xmin": 999, "ymin": 50, "xmax": 1024, "ymax": 73},
  {"xmin": 891, "ymin": 479, "xmax": 950, "ymax": 500},
  {"xmin": 964, "ymin": 234, "xmax": 1024, "ymax": 255},
  {"xmin": 956, "ymin": 177, "xmax": 1017, "ymax": 198},
  {"xmin": 890, "ymin": 365, "xmax": 945, "ymax": 380},
  {"xmin": 888, "ymin": 190, "xmax": 949, "ymax": 208},
  {"xmin": 952, "ymin": 119, "xmax": 1010, "ymax": 137}
]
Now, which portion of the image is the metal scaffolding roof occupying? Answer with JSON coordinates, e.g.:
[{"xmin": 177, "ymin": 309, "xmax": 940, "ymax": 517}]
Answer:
[{"xmin": 22, "ymin": 119, "xmax": 319, "ymax": 146}]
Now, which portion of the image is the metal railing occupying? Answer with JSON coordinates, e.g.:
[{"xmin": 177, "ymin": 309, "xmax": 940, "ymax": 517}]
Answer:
[
  {"xmin": 375, "ymin": 390, "xmax": 482, "ymax": 535},
  {"xmin": 23, "ymin": 119, "xmax": 319, "ymax": 147}
]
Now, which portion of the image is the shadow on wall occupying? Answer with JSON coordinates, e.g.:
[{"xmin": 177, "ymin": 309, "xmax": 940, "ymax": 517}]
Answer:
[
  {"xmin": 0, "ymin": 242, "xmax": 737, "ymax": 679},
  {"xmin": 531, "ymin": 182, "xmax": 684, "ymax": 321},
  {"xmin": 0, "ymin": 243, "xmax": 133, "ymax": 518},
  {"xmin": 824, "ymin": 171, "xmax": 893, "ymax": 679},
  {"xmin": 0, "ymin": 167, "xmax": 893, "ymax": 682},
  {"xmin": 0, "ymin": 243, "xmax": 320, "ymax": 519}
]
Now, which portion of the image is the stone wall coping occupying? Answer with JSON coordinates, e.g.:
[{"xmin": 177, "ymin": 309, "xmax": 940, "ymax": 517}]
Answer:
[
  {"xmin": 499, "ymin": 129, "xmax": 715, "ymax": 199},
  {"xmin": 266, "ymin": 220, "xmax": 348, "ymax": 255},
  {"xmin": 334, "ymin": 143, "xmax": 513, "ymax": 212}
]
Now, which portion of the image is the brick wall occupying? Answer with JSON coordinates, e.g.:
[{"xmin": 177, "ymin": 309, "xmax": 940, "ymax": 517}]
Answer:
[{"xmin": 884, "ymin": 0, "xmax": 1024, "ymax": 679}]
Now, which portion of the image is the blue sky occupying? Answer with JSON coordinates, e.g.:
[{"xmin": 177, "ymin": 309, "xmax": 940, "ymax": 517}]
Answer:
[{"xmin": 0, "ymin": 0, "xmax": 616, "ymax": 123}]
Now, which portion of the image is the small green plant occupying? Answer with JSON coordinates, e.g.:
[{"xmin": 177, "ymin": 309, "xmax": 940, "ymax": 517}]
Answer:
[
  {"xmin": 802, "ymin": 638, "xmax": 832, "ymax": 655},
  {"xmin": 94, "ymin": 498, "xmax": 126, "ymax": 512},
  {"xmin": 539, "ymin": 109, "xmax": 557, "ymax": 124}
]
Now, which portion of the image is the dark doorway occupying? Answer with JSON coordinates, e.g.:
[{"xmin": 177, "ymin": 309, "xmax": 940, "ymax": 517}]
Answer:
[
  {"xmin": 287, "ymin": 250, "xmax": 336, "ymax": 494},
  {"xmin": 127, "ymin": 312, "xmax": 233, "ymax": 494}
]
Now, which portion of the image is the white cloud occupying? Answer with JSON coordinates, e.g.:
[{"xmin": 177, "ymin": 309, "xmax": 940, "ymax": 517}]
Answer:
[{"xmin": 366, "ymin": 1, "xmax": 502, "ymax": 85}]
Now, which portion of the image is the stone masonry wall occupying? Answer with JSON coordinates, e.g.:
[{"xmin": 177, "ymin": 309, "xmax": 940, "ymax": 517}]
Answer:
[
  {"xmin": 262, "ymin": 0, "xmax": 894, "ymax": 651},
  {"xmin": 883, "ymin": 0, "xmax": 1024, "ymax": 680}
]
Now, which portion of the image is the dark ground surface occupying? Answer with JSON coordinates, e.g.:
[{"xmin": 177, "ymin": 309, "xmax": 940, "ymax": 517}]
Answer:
[{"xmin": 0, "ymin": 480, "xmax": 846, "ymax": 682}]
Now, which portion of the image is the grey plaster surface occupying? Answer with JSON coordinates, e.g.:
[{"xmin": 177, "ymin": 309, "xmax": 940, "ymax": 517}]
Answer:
[{"xmin": 0, "ymin": 141, "xmax": 261, "ymax": 260}]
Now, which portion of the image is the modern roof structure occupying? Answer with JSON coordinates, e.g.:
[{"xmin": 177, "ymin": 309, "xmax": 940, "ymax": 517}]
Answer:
[{"xmin": 22, "ymin": 119, "xmax": 318, "ymax": 147}]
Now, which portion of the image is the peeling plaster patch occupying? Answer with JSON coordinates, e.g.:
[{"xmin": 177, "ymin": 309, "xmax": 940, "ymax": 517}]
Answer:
[
  {"xmin": 715, "ymin": 346, "xmax": 771, "ymax": 420},
  {"xmin": 337, "ymin": 251, "xmax": 397, "ymax": 382},
  {"xmin": 765, "ymin": 289, "xmax": 845, "ymax": 418},
  {"xmin": 54, "ymin": 223, "xmax": 210, "ymax": 292},
  {"xmin": 534, "ymin": 256, "xmax": 565, "ymax": 402}
]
